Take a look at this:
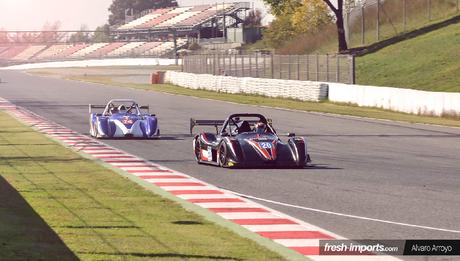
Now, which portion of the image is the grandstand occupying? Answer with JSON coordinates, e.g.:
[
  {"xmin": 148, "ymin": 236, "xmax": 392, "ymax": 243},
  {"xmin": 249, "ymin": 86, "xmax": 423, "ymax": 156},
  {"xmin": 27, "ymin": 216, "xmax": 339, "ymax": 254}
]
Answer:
[
  {"xmin": 0, "ymin": 40, "xmax": 188, "ymax": 64},
  {"xmin": 0, "ymin": 2, "xmax": 250, "ymax": 66},
  {"xmin": 113, "ymin": 2, "xmax": 250, "ymax": 40}
]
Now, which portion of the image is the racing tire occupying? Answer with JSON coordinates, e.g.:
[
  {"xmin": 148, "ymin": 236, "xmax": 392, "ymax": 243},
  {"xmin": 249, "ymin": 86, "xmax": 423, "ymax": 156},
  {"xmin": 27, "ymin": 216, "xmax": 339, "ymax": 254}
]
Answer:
[
  {"xmin": 193, "ymin": 136, "xmax": 202, "ymax": 164},
  {"xmin": 151, "ymin": 129, "xmax": 160, "ymax": 139},
  {"xmin": 90, "ymin": 122, "xmax": 97, "ymax": 138},
  {"xmin": 217, "ymin": 141, "xmax": 228, "ymax": 167}
]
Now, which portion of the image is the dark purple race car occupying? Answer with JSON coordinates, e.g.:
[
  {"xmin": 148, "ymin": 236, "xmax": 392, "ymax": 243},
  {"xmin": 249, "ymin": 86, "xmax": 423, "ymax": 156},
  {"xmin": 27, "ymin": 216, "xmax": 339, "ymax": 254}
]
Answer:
[{"xmin": 191, "ymin": 113, "xmax": 311, "ymax": 168}]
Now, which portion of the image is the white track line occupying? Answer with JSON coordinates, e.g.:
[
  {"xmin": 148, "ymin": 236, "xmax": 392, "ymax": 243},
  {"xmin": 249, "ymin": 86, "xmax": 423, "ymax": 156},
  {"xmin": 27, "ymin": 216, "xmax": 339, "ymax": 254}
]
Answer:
[{"xmin": 224, "ymin": 189, "xmax": 460, "ymax": 234}]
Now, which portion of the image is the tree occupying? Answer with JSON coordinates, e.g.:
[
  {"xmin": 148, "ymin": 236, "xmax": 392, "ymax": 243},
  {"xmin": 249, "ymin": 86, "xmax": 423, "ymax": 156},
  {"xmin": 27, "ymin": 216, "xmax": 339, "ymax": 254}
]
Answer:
[
  {"xmin": 40, "ymin": 21, "xmax": 62, "ymax": 43},
  {"xmin": 264, "ymin": 15, "xmax": 297, "ymax": 48},
  {"xmin": 108, "ymin": 0, "xmax": 178, "ymax": 25},
  {"xmin": 69, "ymin": 25, "xmax": 91, "ymax": 43},
  {"xmin": 243, "ymin": 9, "xmax": 263, "ymax": 27},
  {"xmin": 92, "ymin": 24, "xmax": 112, "ymax": 42},
  {"xmin": 291, "ymin": 0, "xmax": 333, "ymax": 34},
  {"xmin": 264, "ymin": 0, "xmax": 349, "ymax": 52},
  {"xmin": 322, "ymin": 0, "xmax": 348, "ymax": 51}
]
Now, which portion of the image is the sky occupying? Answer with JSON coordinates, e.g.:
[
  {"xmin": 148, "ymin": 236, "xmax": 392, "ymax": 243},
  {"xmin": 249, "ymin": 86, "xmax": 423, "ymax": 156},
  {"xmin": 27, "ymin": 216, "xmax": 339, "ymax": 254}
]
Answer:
[
  {"xmin": 0, "ymin": 0, "xmax": 338, "ymax": 31},
  {"xmin": 0, "ymin": 0, "xmax": 111, "ymax": 31}
]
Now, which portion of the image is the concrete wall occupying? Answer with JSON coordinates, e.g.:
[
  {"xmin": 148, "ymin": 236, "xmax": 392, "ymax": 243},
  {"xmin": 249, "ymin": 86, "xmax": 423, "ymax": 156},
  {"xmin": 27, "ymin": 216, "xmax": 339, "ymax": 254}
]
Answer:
[
  {"xmin": 328, "ymin": 82, "xmax": 460, "ymax": 116},
  {"xmin": 1, "ymin": 58, "xmax": 180, "ymax": 70},
  {"xmin": 166, "ymin": 71, "xmax": 460, "ymax": 116},
  {"xmin": 164, "ymin": 71, "xmax": 328, "ymax": 102}
]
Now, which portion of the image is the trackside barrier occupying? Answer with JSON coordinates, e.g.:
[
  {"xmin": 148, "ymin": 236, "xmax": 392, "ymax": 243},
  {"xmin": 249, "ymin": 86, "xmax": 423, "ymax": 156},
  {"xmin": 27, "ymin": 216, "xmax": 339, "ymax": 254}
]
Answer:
[
  {"xmin": 163, "ymin": 71, "xmax": 460, "ymax": 117},
  {"xmin": 163, "ymin": 71, "xmax": 329, "ymax": 102},
  {"xmin": 328, "ymin": 82, "xmax": 460, "ymax": 116}
]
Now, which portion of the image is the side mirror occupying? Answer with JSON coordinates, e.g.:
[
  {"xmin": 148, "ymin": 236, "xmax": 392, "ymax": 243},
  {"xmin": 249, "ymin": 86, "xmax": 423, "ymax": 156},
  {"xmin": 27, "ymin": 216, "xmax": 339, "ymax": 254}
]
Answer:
[{"xmin": 288, "ymin": 133, "xmax": 296, "ymax": 137}]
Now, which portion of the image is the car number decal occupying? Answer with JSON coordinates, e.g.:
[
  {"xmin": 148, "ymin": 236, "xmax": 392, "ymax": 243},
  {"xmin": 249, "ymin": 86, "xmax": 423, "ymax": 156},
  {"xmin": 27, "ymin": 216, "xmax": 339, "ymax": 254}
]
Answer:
[{"xmin": 260, "ymin": 142, "xmax": 272, "ymax": 149}]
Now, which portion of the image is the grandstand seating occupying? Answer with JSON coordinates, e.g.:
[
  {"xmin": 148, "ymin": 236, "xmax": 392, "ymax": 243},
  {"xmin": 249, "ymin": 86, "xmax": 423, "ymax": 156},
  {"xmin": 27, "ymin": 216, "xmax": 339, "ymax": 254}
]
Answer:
[
  {"xmin": 145, "ymin": 39, "xmax": 187, "ymax": 56},
  {"xmin": 0, "ymin": 46, "xmax": 11, "ymax": 55},
  {"xmin": 33, "ymin": 44, "xmax": 72, "ymax": 60},
  {"xmin": 0, "ymin": 39, "xmax": 186, "ymax": 64},
  {"xmin": 118, "ymin": 8, "xmax": 173, "ymax": 30},
  {"xmin": 138, "ymin": 13, "xmax": 178, "ymax": 29},
  {"xmin": 12, "ymin": 45, "xmax": 47, "ymax": 60},
  {"xmin": 52, "ymin": 43, "xmax": 88, "ymax": 59},
  {"xmin": 118, "ymin": 3, "xmax": 237, "ymax": 30},
  {"xmin": 85, "ymin": 42, "xmax": 127, "ymax": 58},
  {"xmin": 130, "ymin": 42, "xmax": 162, "ymax": 56},
  {"xmin": 70, "ymin": 43, "xmax": 109, "ymax": 58},
  {"xmin": 158, "ymin": 8, "xmax": 198, "ymax": 27},
  {"xmin": 118, "ymin": 13, "xmax": 161, "ymax": 30},
  {"xmin": 0, "ymin": 46, "xmax": 29, "ymax": 60},
  {"xmin": 177, "ymin": 10, "xmax": 218, "ymax": 27},
  {"xmin": 0, "ymin": 3, "xmax": 248, "ymax": 65},
  {"xmin": 106, "ymin": 42, "xmax": 146, "ymax": 57}
]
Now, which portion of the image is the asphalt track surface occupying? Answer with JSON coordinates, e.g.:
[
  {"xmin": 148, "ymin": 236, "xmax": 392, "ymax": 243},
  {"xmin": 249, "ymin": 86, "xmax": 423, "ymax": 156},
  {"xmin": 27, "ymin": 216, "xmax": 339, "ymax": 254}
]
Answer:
[{"xmin": 1, "ymin": 71, "xmax": 459, "ymax": 242}]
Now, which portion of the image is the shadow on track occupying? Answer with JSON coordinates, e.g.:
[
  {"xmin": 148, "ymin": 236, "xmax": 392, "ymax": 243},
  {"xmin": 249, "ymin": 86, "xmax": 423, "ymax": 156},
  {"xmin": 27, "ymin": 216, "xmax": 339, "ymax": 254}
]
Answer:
[
  {"xmin": 306, "ymin": 164, "xmax": 343, "ymax": 170},
  {"xmin": 146, "ymin": 159, "xmax": 197, "ymax": 163},
  {"xmin": 88, "ymin": 136, "xmax": 184, "ymax": 141},
  {"xmin": 76, "ymin": 252, "xmax": 242, "ymax": 260},
  {"xmin": 293, "ymin": 134, "xmax": 460, "ymax": 138}
]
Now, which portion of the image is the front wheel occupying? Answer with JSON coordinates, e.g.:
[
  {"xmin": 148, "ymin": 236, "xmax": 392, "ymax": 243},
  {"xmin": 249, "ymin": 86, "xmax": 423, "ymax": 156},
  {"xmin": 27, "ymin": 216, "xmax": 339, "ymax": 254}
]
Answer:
[
  {"xmin": 217, "ymin": 142, "xmax": 228, "ymax": 167},
  {"xmin": 90, "ymin": 122, "xmax": 98, "ymax": 138},
  {"xmin": 193, "ymin": 136, "xmax": 201, "ymax": 163}
]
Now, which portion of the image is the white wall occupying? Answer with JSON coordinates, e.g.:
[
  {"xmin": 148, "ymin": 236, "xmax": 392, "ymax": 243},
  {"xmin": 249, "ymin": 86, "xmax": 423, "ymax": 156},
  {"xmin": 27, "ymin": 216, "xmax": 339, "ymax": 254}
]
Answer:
[
  {"xmin": 1, "ymin": 58, "xmax": 181, "ymax": 70},
  {"xmin": 328, "ymin": 82, "xmax": 460, "ymax": 116},
  {"xmin": 165, "ymin": 71, "xmax": 460, "ymax": 116},
  {"xmin": 164, "ymin": 71, "xmax": 328, "ymax": 102}
]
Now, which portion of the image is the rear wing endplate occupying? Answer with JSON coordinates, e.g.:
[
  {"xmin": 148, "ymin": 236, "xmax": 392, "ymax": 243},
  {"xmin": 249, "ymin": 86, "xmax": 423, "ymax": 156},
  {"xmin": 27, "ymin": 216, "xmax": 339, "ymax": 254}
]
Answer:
[
  {"xmin": 190, "ymin": 118, "xmax": 225, "ymax": 135},
  {"xmin": 89, "ymin": 104, "xmax": 105, "ymax": 114},
  {"xmin": 139, "ymin": 106, "xmax": 149, "ymax": 113}
]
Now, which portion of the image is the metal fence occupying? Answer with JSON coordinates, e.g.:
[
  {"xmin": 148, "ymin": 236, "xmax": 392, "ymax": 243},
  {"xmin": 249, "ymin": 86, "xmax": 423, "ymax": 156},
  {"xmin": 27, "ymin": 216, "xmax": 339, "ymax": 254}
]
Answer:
[
  {"xmin": 182, "ymin": 54, "xmax": 355, "ymax": 84},
  {"xmin": 346, "ymin": 0, "xmax": 460, "ymax": 47}
]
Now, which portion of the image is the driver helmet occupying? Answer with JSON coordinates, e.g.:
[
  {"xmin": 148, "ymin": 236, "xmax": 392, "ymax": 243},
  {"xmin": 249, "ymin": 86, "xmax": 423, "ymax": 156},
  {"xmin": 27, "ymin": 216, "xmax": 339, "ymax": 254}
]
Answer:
[
  {"xmin": 254, "ymin": 122, "xmax": 267, "ymax": 134},
  {"xmin": 109, "ymin": 106, "xmax": 118, "ymax": 114},
  {"xmin": 117, "ymin": 105, "xmax": 127, "ymax": 113}
]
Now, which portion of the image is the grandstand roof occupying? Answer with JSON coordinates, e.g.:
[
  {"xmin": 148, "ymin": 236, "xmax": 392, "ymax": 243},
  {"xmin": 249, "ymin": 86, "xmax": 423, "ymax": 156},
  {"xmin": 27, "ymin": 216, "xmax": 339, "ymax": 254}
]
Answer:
[{"xmin": 115, "ymin": 2, "xmax": 250, "ymax": 33}]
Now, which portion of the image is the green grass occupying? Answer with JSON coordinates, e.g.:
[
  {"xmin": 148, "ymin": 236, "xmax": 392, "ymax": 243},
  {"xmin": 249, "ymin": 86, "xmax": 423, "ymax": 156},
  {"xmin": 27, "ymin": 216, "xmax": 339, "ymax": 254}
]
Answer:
[
  {"xmin": 58, "ymin": 74, "xmax": 460, "ymax": 127},
  {"xmin": 273, "ymin": 1, "xmax": 460, "ymax": 54},
  {"xmin": 356, "ymin": 21, "xmax": 460, "ymax": 92},
  {"xmin": 0, "ymin": 111, "xmax": 288, "ymax": 261}
]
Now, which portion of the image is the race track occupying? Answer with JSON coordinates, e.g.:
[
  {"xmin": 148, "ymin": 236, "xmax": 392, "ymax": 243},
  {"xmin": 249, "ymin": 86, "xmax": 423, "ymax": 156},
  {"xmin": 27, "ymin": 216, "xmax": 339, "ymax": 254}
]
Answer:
[{"xmin": 1, "ymin": 70, "xmax": 459, "ymax": 241}]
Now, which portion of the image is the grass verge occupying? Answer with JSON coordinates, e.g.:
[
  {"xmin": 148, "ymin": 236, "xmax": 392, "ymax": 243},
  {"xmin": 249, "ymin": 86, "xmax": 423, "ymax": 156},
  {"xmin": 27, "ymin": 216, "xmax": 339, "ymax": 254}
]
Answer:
[
  {"xmin": 54, "ymin": 73, "xmax": 460, "ymax": 128},
  {"xmin": 356, "ymin": 21, "xmax": 460, "ymax": 92},
  {"xmin": 0, "ymin": 111, "xmax": 288, "ymax": 261}
]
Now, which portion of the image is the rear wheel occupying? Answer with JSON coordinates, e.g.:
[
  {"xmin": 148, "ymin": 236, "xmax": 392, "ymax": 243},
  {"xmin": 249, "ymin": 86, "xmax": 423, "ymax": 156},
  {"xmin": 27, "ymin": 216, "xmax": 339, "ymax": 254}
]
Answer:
[{"xmin": 217, "ymin": 142, "xmax": 228, "ymax": 167}]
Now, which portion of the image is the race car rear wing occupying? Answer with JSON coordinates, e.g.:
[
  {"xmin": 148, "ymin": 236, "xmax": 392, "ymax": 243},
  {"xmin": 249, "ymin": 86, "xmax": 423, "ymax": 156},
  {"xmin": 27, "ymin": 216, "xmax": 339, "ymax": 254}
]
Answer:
[
  {"xmin": 89, "ymin": 104, "xmax": 150, "ymax": 114},
  {"xmin": 88, "ymin": 105, "xmax": 105, "ymax": 113},
  {"xmin": 189, "ymin": 118, "xmax": 273, "ymax": 135},
  {"xmin": 190, "ymin": 118, "xmax": 225, "ymax": 135}
]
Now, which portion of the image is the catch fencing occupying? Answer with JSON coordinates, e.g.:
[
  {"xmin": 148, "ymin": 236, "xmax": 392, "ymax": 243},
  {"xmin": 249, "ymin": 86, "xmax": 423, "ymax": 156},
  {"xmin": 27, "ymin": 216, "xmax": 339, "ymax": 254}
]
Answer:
[
  {"xmin": 346, "ymin": 0, "xmax": 460, "ymax": 47},
  {"xmin": 182, "ymin": 54, "xmax": 355, "ymax": 84}
]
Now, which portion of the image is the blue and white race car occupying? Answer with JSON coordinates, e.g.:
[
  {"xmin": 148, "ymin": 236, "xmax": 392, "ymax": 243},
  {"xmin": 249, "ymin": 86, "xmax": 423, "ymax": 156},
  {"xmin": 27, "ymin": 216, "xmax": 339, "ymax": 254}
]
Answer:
[{"xmin": 89, "ymin": 99, "xmax": 159, "ymax": 139}]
